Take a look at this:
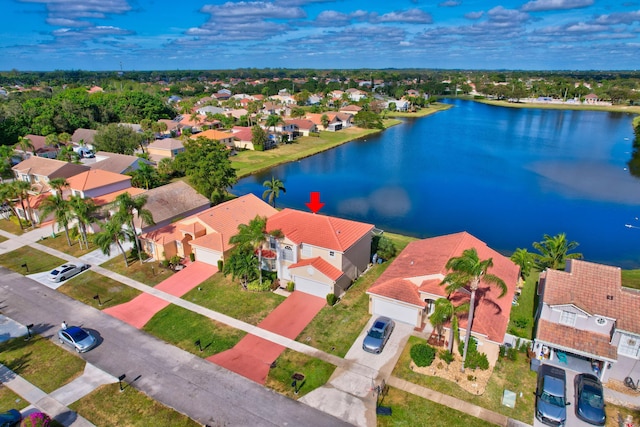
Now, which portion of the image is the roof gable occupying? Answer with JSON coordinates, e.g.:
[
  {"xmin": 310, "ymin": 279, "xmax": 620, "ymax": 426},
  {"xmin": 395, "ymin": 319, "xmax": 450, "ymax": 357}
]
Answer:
[{"xmin": 67, "ymin": 169, "xmax": 131, "ymax": 191}]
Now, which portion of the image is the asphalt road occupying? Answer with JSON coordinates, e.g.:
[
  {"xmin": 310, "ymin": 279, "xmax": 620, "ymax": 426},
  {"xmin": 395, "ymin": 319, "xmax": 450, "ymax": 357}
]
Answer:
[{"xmin": 0, "ymin": 268, "xmax": 351, "ymax": 426}]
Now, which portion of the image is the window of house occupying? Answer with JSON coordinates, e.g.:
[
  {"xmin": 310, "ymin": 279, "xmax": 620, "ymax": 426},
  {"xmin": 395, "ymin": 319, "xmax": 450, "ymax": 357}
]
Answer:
[
  {"xmin": 619, "ymin": 334, "xmax": 640, "ymax": 358},
  {"xmin": 301, "ymin": 244, "xmax": 312, "ymax": 257},
  {"xmin": 329, "ymin": 251, "xmax": 335, "ymax": 257},
  {"xmin": 283, "ymin": 246, "xmax": 294, "ymax": 262},
  {"xmin": 559, "ymin": 310, "xmax": 577, "ymax": 326},
  {"xmin": 269, "ymin": 237, "xmax": 277, "ymax": 250}
]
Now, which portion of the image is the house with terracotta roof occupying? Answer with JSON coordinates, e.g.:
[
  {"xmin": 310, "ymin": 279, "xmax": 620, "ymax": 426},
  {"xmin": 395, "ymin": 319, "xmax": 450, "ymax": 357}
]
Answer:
[
  {"xmin": 140, "ymin": 194, "xmax": 277, "ymax": 263},
  {"xmin": 89, "ymin": 152, "xmax": 152, "ymax": 175},
  {"xmin": 12, "ymin": 157, "xmax": 90, "ymax": 194},
  {"xmin": 366, "ymin": 232, "xmax": 519, "ymax": 361},
  {"xmin": 231, "ymin": 126, "xmax": 256, "ymax": 150},
  {"xmin": 533, "ymin": 259, "xmax": 640, "ymax": 382},
  {"xmin": 15, "ymin": 135, "xmax": 58, "ymax": 159},
  {"xmin": 67, "ymin": 169, "xmax": 135, "ymax": 201},
  {"xmin": 284, "ymin": 119, "xmax": 318, "ymax": 137},
  {"xmin": 265, "ymin": 209, "xmax": 374, "ymax": 298},
  {"xmin": 194, "ymin": 129, "xmax": 235, "ymax": 148},
  {"xmin": 305, "ymin": 113, "xmax": 353, "ymax": 132},
  {"xmin": 147, "ymin": 138, "xmax": 185, "ymax": 161}
]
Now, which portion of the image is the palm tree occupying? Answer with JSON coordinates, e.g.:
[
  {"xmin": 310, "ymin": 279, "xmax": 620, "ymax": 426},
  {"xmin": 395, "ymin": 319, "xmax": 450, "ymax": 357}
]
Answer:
[
  {"xmin": 17, "ymin": 136, "xmax": 34, "ymax": 159},
  {"xmin": 223, "ymin": 246, "xmax": 259, "ymax": 288},
  {"xmin": 0, "ymin": 182, "xmax": 21, "ymax": 226},
  {"xmin": 532, "ymin": 233, "xmax": 583, "ymax": 270},
  {"xmin": 229, "ymin": 216, "xmax": 269, "ymax": 285},
  {"xmin": 113, "ymin": 192, "xmax": 155, "ymax": 264},
  {"xmin": 510, "ymin": 248, "xmax": 534, "ymax": 280},
  {"xmin": 11, "ymin": 180, "xmax": 34, "ymax": 227},
  {"xmin": 440, "ymin": 248, "xmax": 507, "ymax": 371},
  {"xmin": 265, "ymin": 114, "xmax": 284, "ymax": 134},
  {"xmin": 39, "ymin": 178, "xmax": 72, "ymax": 246},
  {"xmin": 68, "ymin": 195, "xmax": 98, "ymax": 249},
  {"xmin": 430, "ymin": 298, "xmax": 470, "ymax": 353},
  {"xmin": 93, "ymin": 214, "xmax": 131, "ymax": 267},
  {"xmin": 262, "ymin": 176, "xmax": 286, "ymax": 208}
]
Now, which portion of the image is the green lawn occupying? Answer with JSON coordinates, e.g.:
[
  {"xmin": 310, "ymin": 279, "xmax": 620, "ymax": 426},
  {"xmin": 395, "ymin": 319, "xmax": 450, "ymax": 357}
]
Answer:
[
  {"xmin": 69, "ymin": 384, "xmax": 200, "ymax": 427},
  {"xmin": 181, "ymin": 272, "xmax": 284, "ymax": 325},
  {"xmin": 143, "ymin": 305, "xmax": 246, "ymax": 357},
  {"xmin": 385, "ymin": 102, "xmax": 453, "ymax": 118},
  {"xmin": 100, "ymin": 254, "xmax": 174, "ymax": 286},
  {"xmin": 622, "ymin": 269, "xmax": 640, "ymax": 290},
  {"xmin": 37, "ymin": 232, "xmax": 96, "ymax": 258},
  {"xmin": 57, "ymin": 270, "xmax": 142, "ymax": 309},
  {"xmin": 265, "ymin": 349, "xmax": 336, "ymax": 399},
  {"xmin": 0, "ymin": 235, "xmax": 7, "ymax": 243},
  {"xmin": 231, "ymin": 125, "xmax": 397, "ymax": 178},
  {"xmin": 0, "ymin": 216, "xmax": 28, "ymax": 235},
  {"xmin": 393, "ymin": 336, "xmax": 536, "ymax": 424},
  {"xmin": 507, "ymin": 271, "xmax": 540, "ymax": 339},
  {"xmin": 0, "ymin": 247, "xmax": 65, "ymax": 274},
  {"xmin": 377, "ymin": 387, "xmax": 496, "ymax": 427},
  {"xmin": 0, "ymin": 336, "xmax": 86, "ymax": 394},
  {"xmin": 0, "ymin": 386, "xmax": 28, "ymax": 411}
]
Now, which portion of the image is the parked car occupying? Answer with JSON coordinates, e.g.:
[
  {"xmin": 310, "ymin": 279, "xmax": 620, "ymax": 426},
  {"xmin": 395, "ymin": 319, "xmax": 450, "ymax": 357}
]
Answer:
[
  {"xmin": 363, "ymin": 316, "xmax": 395, "ymax": 354},
  {"xmin": 48, "ymin": 263, "xmax": 89, "ymax": 282},
  {"xmin": 536, "ymin": 364, "xmax": 569, "ymax": 426},
  {"xmin": 58, "ymin": 325, "xmax": 97, "ymax": 353},
  {"xmin": 0, "ymin": 409, "xmax": 21, "ymax": 427},
  {"xmin": 574, "ymin": 373, "xmax": 606, "ymax": 426}
]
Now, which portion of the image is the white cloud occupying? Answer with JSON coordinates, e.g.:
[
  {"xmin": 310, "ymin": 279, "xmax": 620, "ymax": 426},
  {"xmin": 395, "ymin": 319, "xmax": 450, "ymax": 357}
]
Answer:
[
  {"xmin": 593, "ymin": 10, "xmax": 640, "ymax": 25},
  {"xmin": 373, "ymin": 9, "xmax": 433, "ymax": 24},
  {"xmin": 465, "ymin": 11, "xmax": 484, "ymax": 20},
  {"xmin": 521, "ymin": 0, "xmax": 594, "ymax": 12},
  {"xmin": 438, "ymin": 1, "xmax": 461, "ymax": 7}
]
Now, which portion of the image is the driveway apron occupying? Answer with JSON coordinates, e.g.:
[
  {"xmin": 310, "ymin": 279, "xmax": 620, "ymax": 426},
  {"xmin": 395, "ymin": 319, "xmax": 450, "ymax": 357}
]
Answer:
[
  {"xmin": 103, "ymin": 262, "xmax": 217, "ymax": 328},
  {"xmin": 208, "ymin": 291, "xmax": 325, "ymax": 384}
]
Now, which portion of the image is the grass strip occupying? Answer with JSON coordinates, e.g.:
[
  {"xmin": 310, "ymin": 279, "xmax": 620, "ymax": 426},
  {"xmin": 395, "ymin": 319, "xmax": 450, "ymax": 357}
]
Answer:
[
  {"xmin": 0, "ymin": 247, "xmax": 65, "ymax": 274},
  {"xmin": 57, "ymin": 270, "xmax": 142, "ymax": 309},
  {"xmin": 265, "ymin": 348, "xmax": 336, "ymax": 399}
]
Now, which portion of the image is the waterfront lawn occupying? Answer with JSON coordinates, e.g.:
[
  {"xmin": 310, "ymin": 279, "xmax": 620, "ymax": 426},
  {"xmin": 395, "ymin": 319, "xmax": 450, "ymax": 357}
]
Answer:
[
  {"xmin": 181, "ymin": 272, "xmax": 284, "ymax": 325},
  {"xmin": 297, "ymin": 233, "xmax": 416, "ymax": 356},
  {"xmin": 265, "ymin": 349, "xmax": 336, "ymax": 399},
  {"xmin": 0, "ymin": 247, "xmax": 65, "ymax": 274},
  {"xmin": 476, "ymin": 98, "xmax": 640, "ymax": 114},
  {"xmin": 377, "ymin": 387, "xmax": 497, "ymax": 427},
  {"xmin": 232, "ymin": 125, "xmax": 395, "ymax": 178},
  {"xmin": 0, "ymin": 335, "xmax": 85, "ymax": 394},
  {"xmin": 385, "ymin": 102, "xmax": 453, "ymax": 118},
  {"xmin": 622, "ymin": 269, "xmax": 640, "ymax": 290},
  {"xmin": 100, "ymin": 256, "xmax": 173, "ymax": 287},
  {"xmin": 507, "ymin": 271, "xmax": 540, "ymax": 340},
  {"xmin": 393, "ymin": 336, "xmax": 536, "ymax": 424},
  {"xmin": 37, "ymin": 232, "xmax": 95, "ymax": 258},
  {"xmin": 143, "ymin": 305, "xmax": 246, "ymax": 357},
  {"xmin": 57, "ymin": 271, "xmax": 142, "ymax": 309},
  {"xmin": 69, "ymin": 384, "xmax": 200, "ymax": 427}
]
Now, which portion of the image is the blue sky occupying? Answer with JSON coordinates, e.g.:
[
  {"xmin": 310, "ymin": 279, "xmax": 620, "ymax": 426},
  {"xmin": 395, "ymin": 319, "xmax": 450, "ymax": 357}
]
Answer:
[{"xmin": 2, "ymin": 0, "xmax": 639, "ymax": 71}]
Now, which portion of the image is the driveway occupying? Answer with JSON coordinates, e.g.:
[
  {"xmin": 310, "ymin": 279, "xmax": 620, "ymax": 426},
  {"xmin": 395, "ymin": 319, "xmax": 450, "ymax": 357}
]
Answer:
[
  {"xmin": 300, "ymin": 316, "xmax": 414, "ymax": 427},
  {"xmin": 104, "ymin": 262, "xmax": 217, "ymax": 328},
  {"xmin": 208, "ymin": 291, "xmax": 326, "ymax": 384}
]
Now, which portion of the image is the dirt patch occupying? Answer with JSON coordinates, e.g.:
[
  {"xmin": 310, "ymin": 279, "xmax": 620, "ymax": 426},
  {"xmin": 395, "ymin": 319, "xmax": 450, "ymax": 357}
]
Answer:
[
  {"xmin": 409, "ymin": 352, "xmax": 493, "ymax": 396},
  {"xmin": 605, "ymin": 379, "xmax": 640, "ymax": 397}
]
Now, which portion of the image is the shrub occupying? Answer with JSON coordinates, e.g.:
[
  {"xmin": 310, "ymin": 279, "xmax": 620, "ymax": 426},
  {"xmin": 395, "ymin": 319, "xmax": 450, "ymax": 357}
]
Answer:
[
  {"xmin": 170, "ymin": 255, "xmax": 181, "ymax": 265},
  {"xmin": 286, "ymin": 281, "xmax": 295, "ymax": 292},
  {"xmin": 326, "ymin": 293, "xmax": 338, "ymax": 306},
  {"xmin": 507, "ymin": 347, "xmax": 519, "ymax": 361},
  {"xmin": 246, "ymin": 279, "xmax": 272, "ymax": 292},
  {"xmin": 217, "ymin": 259, "xmax": 223, "ymax": 270},
  {"xmin": 410, "ymin": 344, "xmax": 436, "ymax": 367},
  {"xmin": 189, "ymin": 253, "xmax": 195, "ymax": 262},
  {"xmin": 439, "ymin": 349, "xmax": 454, "ymax": 364},
  {"xmin": 459, "ymin": 337, "xmax": 489, "ymax": 370},
  {"xmin": 512, "ymin": 316, "xmax": 530, "ymax": 329},
  {"xmin": 161, "ymin": 259, "xmax": 170, "ymax": 268},
  {"xmin": 21, "ymin": 412, "xmax": 51, "ymax": 427}
]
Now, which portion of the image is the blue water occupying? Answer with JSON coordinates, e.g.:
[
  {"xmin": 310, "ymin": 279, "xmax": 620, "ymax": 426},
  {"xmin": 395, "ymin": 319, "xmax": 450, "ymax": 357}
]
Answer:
[{"xmin": 233, "ymin": 99, "xmax": 640, "ymax": 268}]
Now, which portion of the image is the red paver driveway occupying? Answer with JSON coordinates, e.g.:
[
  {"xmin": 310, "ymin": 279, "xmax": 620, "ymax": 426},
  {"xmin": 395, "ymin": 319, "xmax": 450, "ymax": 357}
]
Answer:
[
  {"xmin": 208, "ymin": 291, "xmax": 326, "ymax": 384},
  {"xmin": 104, "ymin": 261, "xmax": 217, "ymax": 329}
]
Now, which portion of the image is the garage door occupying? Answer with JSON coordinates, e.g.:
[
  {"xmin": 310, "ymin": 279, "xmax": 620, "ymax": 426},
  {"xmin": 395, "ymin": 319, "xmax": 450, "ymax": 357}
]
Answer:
[
  {"xmin": 294, "ymin": 277, "xmax": 331, "ymax": 298},
  {"xmin": 372, "ymin": 297, "xmax": 420, "ymax": 326},
  {"xmin": 193, "ymin": 247, "xmax": 221, "ymax": 266}
]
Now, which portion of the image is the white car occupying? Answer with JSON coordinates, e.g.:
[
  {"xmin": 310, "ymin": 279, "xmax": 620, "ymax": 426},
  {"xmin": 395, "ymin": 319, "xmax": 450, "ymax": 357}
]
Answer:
[{"xmin": 48, "ymin": 263, "xmax": 89, "ymax": 282}]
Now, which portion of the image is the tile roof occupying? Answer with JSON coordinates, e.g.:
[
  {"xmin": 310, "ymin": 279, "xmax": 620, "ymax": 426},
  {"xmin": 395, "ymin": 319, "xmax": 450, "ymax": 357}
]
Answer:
[
  {"xmin": 136, "ymin": 181, "xmax": 209, "ymax": 227},
  {"xmin": 20, "ymin": 135, "xmax": 47, "ymax": 152},
  {"xmin": 90, "ymin": 152, "xmax": 149, "ymax": 174},
  {"xmin": 147, "ymin": 138, "xmax": 184, "ymax": 151},
  {"xmin": 367, "ymin": 232, "xmax": 520, "ymax": 343},
  {"xmin": 71, "ymin": 128, "xmax": 97, "ymax": 144},
  {"xmin": 536, "ymin": 319, "xmax": 617, "ymax": 360},
  {"xmin": 266, "ymin": 209, "xmax": 374, "ymax": 252},
  {"xmin": 92, "ymin": 187, "xmax": 146, "ymax": 206},
  {"xmin": 231, "ymin": 126, "xmax": 253, "ymax": 141},
  {"xmin": 12, "ymin": 156, "xmax": 90, "ymax": 179},
  {"xmin": 195, "ymin": 129, "xmax": 234, "ymax": 141},
  {"xmin": 66, "ymin": 169, "xmax": 131, "ymax": 191},
  {"xmin": 289, "ymin": 257, "xmax": 344, "ymax": 282},
  {"xmin": 541, "ymin": 259, "xmax": 640, "ymax": 334},
  {"xmin": 284, "ymin": 119, "xmax": 316, "ymax": 130}
]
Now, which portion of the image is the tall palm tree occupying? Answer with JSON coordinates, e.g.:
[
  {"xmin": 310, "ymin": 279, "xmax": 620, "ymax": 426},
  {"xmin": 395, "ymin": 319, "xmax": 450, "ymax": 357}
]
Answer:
[
  {"xmin": 0, "ymin": 182, "xmax": 22, "ymax": 227},
  {"xmin": 429, "ymin": 298, "xmax": 469, "ymax": 353},
  {"xmin": 510, "ymin": 247, "xmax": 534, "ymax": 280},
  {"xmin": 229, "ymin": 216, "xmax": 269, "ymax": 285},
  {"xmin": 17, "ymin": 136, "xmax": 34, "ymax": 159},
  {"xmin": 532, "ymin": 233, "xmax": 582, "ymax": 270},
  {"xmin": 39, "ymin": 178, "xmax": 72, "ymax": 246},
  {"xmin": 265, "ymin": 114, "xmax": 284, "ymax": 134},
  {"xmin": 113, "ymin": 192, "xmax": 155, "ymax": 264},
  {"xmin": 440, "ymin": 248, "xmax": 507, "ymax": 371},
  {"xmin": 93, "ymin": 214, "xmax": 131, "ymax": 267},
  {"xmin": 68, "ymin": 195, "xmax": 98, "ymax": 249},
  {"xmin": 262, "ymin": 176, "xmax": 286, "ymax": 208},
  {"xmin": 11, "ymin": 180, "xmax": 34, "ymax": 227}
]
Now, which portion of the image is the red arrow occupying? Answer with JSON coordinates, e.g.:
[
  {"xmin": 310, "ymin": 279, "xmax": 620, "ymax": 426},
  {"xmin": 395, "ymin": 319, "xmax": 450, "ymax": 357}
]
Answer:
[{"xmin": 305, "ymin": 192, "xmax": 325, "ymax": 214}]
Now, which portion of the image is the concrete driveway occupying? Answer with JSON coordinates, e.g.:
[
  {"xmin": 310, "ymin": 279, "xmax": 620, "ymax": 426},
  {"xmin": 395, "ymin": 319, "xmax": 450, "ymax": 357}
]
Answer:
[{"xmin": 300, "ymin": 316, "xmax": 414, "ymax": 427}]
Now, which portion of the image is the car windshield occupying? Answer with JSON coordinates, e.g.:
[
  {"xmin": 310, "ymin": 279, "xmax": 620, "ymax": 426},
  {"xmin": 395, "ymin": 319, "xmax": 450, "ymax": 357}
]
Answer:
[
  {"xmin": 51, "ymin": 269, "xmax": 60, "ymax": 275},
  {"xmin": 368, "ymin": 329, "xmax": 383, "ymax": 339},
  {"xmin": 581, "ymin": 386, "xmax": 604, "ymax": 409},
  {"xmin": 540, "ymin": 390, "xmax": 565, "ymax": 407},
  {"xmin": 69, "ymin": 328, "xmax": 89, "ymax": 341}
]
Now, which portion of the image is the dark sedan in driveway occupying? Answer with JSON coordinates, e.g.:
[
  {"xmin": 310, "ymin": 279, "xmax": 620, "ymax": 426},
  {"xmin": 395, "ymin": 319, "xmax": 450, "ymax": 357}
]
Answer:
[
  {"xmin": 363, "ymin": 316, "xmax": 395, "ymax": 354},
  {"xmin": 58, "ymin": 325, "xmax": 97, "ymax": 353},
  {"xmin": 574, "ymin": 373, "xmax": 606, "ymax": 426}
]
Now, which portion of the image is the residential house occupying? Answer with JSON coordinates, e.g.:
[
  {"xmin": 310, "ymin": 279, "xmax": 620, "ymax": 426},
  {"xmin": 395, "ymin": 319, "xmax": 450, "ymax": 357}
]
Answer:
[
  {"xmin": 385, "ymin": 99, "xmax": 410, "ymax": 111},
  {"xmin": 346, "ymin": 88, "xmax": 367, "ymax": 102},
  {"xmin": 134, "ymin": 181, "xmax": 210, "ymax": 233},
  {"xmin": 71, "ymin": 128, "xmax": 98, "ymax": 146},
  {"xmin": 284, "ymin": 119, "xmax": 318, "ymax": 137},
  {"xmin": 265, "ymin": 209, "xmax": 374, "ymax": 298},
  {"xmin": 231, "ymin": 126, "xmax": 256, "ymax": 150},
  {"xmin": 339, "ymin": 105, "xmax": 362, "ymax": 115},
  {"xmin": 533, "ymin": 259, "xmax": 640, "ymax": 382},
  {"xmin": 157, "ymin": 119, "xmax": 181, "ymax": 138},
  {"xmin": 583, "ymin": 93, "xmax": 599, "ymax": 105},
  {"xmin": 66, "ymin": 169, "xmax": 137, "ymax": 202},
  {"xmin": 366, "ymin": 232, "xmax": 519, "ymax": 363},
  {"xmin": 89, "ymin": 152, "xmax": 153, "ymax": 175},
  {"xmin": 147, "ymin": 138, "xmax": 185, "ymax": 162},
  {"xmin": 196, "ymin": 106, "xmax": 225, "ymax": 116},
  {"xmin": 15, "ymin": 134, "xmax": 58, "ymax": 159},
  {"xmin": 194, "ymin": 129, "xmax": 235, "ymax": 148},
  {"xmin": 305, "ymin": 112, "xmax": 353, "ymax": 131},
  {"xmin": 140, "ymin": 193, "xmax": 277, "ymax": 263}
]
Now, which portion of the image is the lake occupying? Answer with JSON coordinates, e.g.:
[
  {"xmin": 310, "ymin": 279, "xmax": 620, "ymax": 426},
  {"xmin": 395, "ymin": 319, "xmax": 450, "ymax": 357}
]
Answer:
[{"xmin": 232, "ymin": 99, "xmax": 640, "ymax": 268}]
